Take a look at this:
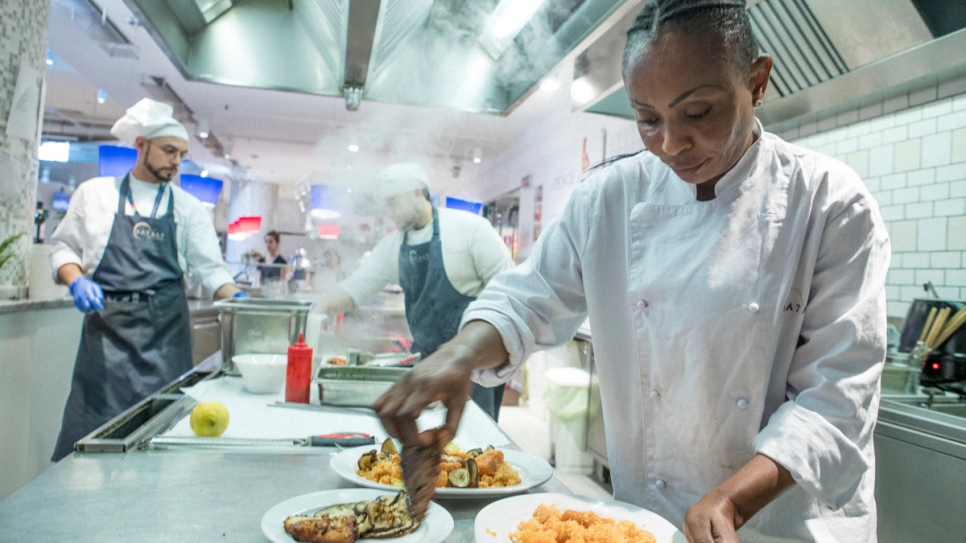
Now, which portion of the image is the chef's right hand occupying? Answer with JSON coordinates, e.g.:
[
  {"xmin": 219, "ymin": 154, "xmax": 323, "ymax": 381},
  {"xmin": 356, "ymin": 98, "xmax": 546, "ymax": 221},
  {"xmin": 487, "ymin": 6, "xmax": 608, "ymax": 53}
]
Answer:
[
  {"xmin": 374, "ymin": 352, "xmax": 475, "ymax": 448},
  {"xmin": 69, "ymin": 275, "xmax": 104, "ymax": 313},
  {"xmin": 374, "ymin": 321, "xmax": 509, "ymax": 448}
]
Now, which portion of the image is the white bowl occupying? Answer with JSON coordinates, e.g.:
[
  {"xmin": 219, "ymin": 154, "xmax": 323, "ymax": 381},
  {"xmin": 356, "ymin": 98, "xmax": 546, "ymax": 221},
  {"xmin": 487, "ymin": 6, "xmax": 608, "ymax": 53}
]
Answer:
[{"xmin": 233, "ymin": 354, "xmax": 287, "ymax": 394}]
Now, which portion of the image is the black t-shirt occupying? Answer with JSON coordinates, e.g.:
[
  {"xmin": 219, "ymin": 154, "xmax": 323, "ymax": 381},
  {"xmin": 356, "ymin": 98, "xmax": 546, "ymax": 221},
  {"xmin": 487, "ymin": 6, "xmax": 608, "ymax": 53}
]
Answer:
[{"xmin": 258, "ymin": 255, "xmax": 287, "ymax": 281}]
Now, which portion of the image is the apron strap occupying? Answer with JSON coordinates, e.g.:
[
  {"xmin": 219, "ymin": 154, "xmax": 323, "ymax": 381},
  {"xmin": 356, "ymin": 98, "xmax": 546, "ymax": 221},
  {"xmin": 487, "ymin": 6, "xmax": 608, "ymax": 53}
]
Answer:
[{"xmin": 120, "ymin": 173, "xmax": 168, "ymax": 218}]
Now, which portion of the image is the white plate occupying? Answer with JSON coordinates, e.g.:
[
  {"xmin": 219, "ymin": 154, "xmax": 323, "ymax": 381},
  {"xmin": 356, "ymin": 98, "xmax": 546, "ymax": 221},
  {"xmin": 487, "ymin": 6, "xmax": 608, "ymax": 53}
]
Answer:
[
  {"xmin": 330, "ymin": 446, "xmax": 553, "ymax": 499},
  {"xmin": 473, "ymin": 492, "xmax": 686, "ymax": 543},
  {"xmin": 261, "ymin": 488, "xmax": 454, "ymax": 543}
]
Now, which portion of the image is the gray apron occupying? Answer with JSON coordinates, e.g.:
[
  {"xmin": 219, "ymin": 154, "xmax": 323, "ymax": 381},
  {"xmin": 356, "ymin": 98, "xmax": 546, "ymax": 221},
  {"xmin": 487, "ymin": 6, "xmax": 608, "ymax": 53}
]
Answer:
[
  {"xmin": 52, "ymin": 174, "xmax": 192, "ymax": 461},
  {"xmin": 399, "ymin": 208, "xmax": 504, "ymax": 420}
]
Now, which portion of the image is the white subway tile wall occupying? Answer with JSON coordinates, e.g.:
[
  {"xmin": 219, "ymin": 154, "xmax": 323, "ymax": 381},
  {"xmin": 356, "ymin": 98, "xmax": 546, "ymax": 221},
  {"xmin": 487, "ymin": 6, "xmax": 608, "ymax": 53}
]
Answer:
[{"xmin": 786, "ymin": 83, "xmax": 966, "ymax": 318}]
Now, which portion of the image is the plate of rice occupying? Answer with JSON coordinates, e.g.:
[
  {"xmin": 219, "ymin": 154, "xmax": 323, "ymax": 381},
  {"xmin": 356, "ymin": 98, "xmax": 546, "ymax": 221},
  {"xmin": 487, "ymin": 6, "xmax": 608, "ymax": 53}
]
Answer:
[
  {"xmin": 330, "ymin": 444, "xmax": 553, "ymax": 499},
  {"xmin": 473, "ymin": 492, "xmax": 686, "ymax": 542}
]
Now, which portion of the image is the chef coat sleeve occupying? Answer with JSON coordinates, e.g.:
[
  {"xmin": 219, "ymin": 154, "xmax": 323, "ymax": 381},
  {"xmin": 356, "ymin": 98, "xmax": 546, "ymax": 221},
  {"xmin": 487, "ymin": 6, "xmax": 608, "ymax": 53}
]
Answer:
[
  {"xmin": 461, "ymin": 187, "xmax": 591, "ymax": 386},
  {"xmin": 754, "ymin": 192, "xmax": 890, "ymax": 509},
  {"xmin": 338, "ymin": 233, "xmax": 399, "ymax": 306},
  {"xmin": 49, "ymin": 183, "xmax": 88, "ymax": 280},
  {"xmin": 470, "ymin": 217, "xmax": 514, "ymax": 284},
  {"xmin": 181, "ymin": 201, "xmax": 235, "ymax": 295}
]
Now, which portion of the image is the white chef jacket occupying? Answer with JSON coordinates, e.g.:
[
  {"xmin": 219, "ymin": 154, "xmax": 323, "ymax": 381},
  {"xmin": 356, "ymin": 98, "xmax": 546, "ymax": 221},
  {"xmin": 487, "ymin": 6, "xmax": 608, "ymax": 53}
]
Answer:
[
  {"xmin": 49, "ymin": 175, "xmax": 234, "ymax": 296},
  {"xmin": 339, "ymin": 207, "xmax": 513, "ymax": 304},
  {"xmin": 463, "ymin": 124, "xmax": 890, "ymax": 542}
]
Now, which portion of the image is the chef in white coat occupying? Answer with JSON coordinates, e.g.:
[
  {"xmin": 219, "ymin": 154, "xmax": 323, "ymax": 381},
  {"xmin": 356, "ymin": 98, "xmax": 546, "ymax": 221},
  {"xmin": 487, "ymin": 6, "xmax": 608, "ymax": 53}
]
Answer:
[
  {"xmin": 374, "ymin": 1, "xmax": 890, "ymax": 542},
  {"xmin": 319, "ymin": 163, "xmax": 513, "ymax": 420},
  {"xmin": 49, "ymin": 98, "xmax": 246, "ymax": 461}
]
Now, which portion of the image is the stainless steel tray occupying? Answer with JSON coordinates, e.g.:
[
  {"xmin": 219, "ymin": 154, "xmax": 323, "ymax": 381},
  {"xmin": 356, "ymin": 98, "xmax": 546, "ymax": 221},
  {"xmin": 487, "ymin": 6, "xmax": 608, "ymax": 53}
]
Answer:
[{"xmin": 313, "ymin": 366, "xmax": 408, "ymax": 407}]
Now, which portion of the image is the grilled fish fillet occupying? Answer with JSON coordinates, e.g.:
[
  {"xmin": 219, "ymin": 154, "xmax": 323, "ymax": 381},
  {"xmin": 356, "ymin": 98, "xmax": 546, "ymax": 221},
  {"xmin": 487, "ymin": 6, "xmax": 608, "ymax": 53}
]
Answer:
[
  {"xmin": 283, "ymin": 514, "xmax": 359, "ymax": 543},
  {"xmin": 400, "ymin": 430, "xmax": 444, "ymax": 522}
]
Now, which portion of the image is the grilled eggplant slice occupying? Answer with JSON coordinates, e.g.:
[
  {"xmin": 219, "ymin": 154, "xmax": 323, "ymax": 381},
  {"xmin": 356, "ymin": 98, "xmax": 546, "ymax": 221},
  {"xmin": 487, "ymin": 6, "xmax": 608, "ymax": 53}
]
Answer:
[
  {"xmin": 359, "ymin": 490, "xmax": 419, "ymax": 539},
  {"xmin": 357, "ymin": 449, "xmax": 378, "ymax": 471},
  {"xmin": 448, "ymin": 468, "xmax": 470, "ymax": 488},
  {"xmin": 381, "ymin": 438, "xmax": 399, "ymax": 455},
  {"xmin": 466, "ymin": 458, "xmax": 479, "ymax": 488},
  {"xmin": 400, "ymin": 431, "xmax": 444, "ymax": 522},
  {"xmin": 466, "ymin": 448, "xmax": 483, "ymax": 458}
]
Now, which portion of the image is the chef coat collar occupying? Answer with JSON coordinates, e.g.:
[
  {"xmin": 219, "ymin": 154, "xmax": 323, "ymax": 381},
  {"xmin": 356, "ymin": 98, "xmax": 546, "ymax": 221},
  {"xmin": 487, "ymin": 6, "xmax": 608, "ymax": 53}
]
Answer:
[
  {"xmin": 125, "ymin": 172, "xmax": 170, "ymax": 189},
  {"xmin": 681, "ymin": 117, "xmax": 765, "ymax": 200}
]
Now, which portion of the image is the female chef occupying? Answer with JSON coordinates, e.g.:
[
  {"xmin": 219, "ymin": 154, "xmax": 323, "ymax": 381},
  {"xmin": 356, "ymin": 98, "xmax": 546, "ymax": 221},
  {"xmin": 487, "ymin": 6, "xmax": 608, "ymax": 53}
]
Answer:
[
  {"xmin": 375, "ymin": 1, "xmax": 890, "ymax": 542},
  {"xmin": 49, "ymin": 98, "xmax": 246, "ymax": 461}
]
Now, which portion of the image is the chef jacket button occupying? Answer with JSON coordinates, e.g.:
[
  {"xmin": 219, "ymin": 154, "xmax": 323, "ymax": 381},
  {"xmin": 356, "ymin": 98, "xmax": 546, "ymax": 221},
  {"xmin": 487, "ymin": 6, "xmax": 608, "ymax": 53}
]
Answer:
[
  {"xmin": 655, "ymin": 479, "xmax": 666, "ymax": 489},
  {"xmin": 650, "ymin": 390, "xmax": 660, "ymax": 398},
  {"xmin": 748, "ymin": 302, "xmax": 760, "ymax": 313},
  {"xmin": 737, "ymin": 397, "xmax": 750, "ymax": 409}
]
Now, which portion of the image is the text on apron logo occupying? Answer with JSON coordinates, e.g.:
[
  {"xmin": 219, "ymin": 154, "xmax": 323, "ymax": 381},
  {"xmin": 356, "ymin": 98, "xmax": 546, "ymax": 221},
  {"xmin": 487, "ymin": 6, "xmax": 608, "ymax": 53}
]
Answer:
[
  {"xmin": 409, "ymin": 250, "xmax": 430, "ymax": 266},
  {"xmin": 784, "ymin": 288, "xmax": 806, "ymax": 314},
  {"xmin": 133, "ymin": 221, "xmax": 165, "ymax": 241}
]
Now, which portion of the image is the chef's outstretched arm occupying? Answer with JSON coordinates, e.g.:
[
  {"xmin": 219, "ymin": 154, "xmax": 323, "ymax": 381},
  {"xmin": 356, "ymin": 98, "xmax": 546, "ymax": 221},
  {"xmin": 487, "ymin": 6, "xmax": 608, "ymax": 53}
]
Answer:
[
  {"xmin": 684, "ymin": 453, "xmax": 795, "ymax": 543},
  {"xmin": 374, "ymin": 320, "xmax": 508, "ymax": 447}
]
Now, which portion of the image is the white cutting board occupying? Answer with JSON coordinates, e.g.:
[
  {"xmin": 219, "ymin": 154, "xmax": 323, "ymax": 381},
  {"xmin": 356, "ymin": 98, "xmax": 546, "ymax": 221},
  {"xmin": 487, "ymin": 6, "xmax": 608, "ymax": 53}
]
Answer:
[{"xmin": 165, "ymin": 376, "xmax": 509, "ymax": 447}]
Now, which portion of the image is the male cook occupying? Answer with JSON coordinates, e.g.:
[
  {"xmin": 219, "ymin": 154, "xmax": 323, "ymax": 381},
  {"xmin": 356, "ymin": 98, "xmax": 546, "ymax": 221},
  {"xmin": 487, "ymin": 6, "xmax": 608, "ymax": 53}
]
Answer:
[
  {"xmin": 49, "ymin": 98, "xmax": 246, "ymax": 461},
  {"xmin": 320, "ymin": 163, "xmax": 513, "ymax": 420}
]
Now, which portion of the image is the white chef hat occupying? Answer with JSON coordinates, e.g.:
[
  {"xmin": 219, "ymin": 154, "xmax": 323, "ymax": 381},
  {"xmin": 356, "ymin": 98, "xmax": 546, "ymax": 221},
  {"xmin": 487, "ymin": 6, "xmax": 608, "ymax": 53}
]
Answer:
[
  {"xmin": 375, "ymin": 163, "xmax": 431, "ymax": 200},
  {"xmin": 110, "ymin": 98, "xmax": 189, "ymax": 145}
]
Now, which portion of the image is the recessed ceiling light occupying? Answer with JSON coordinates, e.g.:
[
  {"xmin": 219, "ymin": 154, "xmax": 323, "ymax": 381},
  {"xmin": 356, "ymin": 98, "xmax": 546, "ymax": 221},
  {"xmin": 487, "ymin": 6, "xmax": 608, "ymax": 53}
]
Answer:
[
  {"xmin": 348, "ymin": 144, "xmax": 359, "ymax": 152},
  {"xmin": 540, "ymin": 79, "xmax": 560, "ymax": 92},
  {"xmin": 96, "ymin": 89, "xmax": 107, "ymax": 104}
]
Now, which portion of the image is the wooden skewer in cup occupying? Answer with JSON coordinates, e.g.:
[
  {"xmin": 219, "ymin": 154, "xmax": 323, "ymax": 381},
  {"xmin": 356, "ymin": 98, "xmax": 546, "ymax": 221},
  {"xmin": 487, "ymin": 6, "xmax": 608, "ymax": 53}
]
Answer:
[
  {"xmin": 931, "ymin": 306, "xmax": 966, "ymax": 350},
  {"xmin": 919, "ymin": 307, "xmax": 937, "ymax": 343},
  {"xmin": 925, "ymin": 307, "xmax": 951, "ymax": 350}
]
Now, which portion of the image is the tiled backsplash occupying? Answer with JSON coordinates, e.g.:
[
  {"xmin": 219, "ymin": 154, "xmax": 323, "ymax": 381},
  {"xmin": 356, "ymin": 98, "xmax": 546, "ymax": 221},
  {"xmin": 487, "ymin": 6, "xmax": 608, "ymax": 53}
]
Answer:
[
  {"xmin": 0, "ymin": 0, "xmax": 49, "ymax": 297},
  {"xmin": 780, "ymin": 76, "xmax": 966, "ymax": 319}
]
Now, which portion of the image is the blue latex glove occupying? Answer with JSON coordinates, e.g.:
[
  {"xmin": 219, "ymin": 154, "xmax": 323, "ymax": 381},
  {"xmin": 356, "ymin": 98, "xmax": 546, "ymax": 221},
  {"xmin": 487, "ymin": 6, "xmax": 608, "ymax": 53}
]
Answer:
[
  {"xmin": 69, "ymin": 275, "xmax": 104, "ymax": 314},
  {"xmin": 232, "ymin": 290, "xmax": 250, "ymax": 299}
]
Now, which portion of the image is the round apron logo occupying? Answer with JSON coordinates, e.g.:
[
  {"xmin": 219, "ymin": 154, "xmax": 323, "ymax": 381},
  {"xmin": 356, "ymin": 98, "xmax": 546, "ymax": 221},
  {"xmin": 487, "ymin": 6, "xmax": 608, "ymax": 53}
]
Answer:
[
  {"xmin": 409, "ymin": 250, "xmax": 429, "ymax": 266},
  {"xmin": 133, "ymin": 221, "xmax": 165, "ymax": 241}
]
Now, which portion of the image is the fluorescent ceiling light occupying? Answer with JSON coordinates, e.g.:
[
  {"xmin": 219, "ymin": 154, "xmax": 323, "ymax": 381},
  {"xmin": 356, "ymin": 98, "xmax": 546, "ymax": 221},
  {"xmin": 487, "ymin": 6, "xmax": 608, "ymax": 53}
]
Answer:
[
  {"xmin": 38, "ymin": 141, "xmax": 70, "ymax": 162},
  {"xmin": 540, "ymin": 79, "xmax": 560, "ymax": 92},
  {"xmin": 96, "ymin": 89, "xmax": 107, "ymax": 104},
  {"xmin": 197, "ymin": 119, "xmax": 210, "ymax": 139},
  {"xmin": 479, "ymin": 0, "xmax": 549, "ymax": 58},
  {"xmin": 571, "ymin": 77, "xmax": 597, "ymax": 106},
  {"xmin": 348, "ymin": 144, "xmax": 359, "ymax": 152}
]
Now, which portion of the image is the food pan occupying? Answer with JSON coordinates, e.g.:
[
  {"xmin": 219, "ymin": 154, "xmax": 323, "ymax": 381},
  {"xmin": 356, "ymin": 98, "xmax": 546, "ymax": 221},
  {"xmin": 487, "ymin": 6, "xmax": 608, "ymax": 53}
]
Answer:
[{"xmin": 314, "ymin": 366, "xmax": 409, "ymax": 407}]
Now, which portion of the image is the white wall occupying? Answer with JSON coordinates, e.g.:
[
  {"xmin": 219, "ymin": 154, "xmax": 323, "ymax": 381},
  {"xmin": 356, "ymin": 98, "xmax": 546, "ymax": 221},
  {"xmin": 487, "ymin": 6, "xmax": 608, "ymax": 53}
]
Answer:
[
  {"xmin": 462, "ymin": 105, "xmax": 641, "ymax": 260},
  {"xmin": 779, "ymin": 77, "xmax": 966, "ymax": 319}
]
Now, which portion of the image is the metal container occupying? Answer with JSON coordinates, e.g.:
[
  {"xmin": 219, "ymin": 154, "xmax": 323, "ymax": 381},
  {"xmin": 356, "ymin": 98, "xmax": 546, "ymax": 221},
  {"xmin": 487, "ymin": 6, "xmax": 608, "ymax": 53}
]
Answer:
[
  {"xmin": 214, "ymin": 298, "xmax": 314, "ymax": 375},
  {"xmin": 314, "ymin": 366, "xmax": 408, "ymax": 407}
]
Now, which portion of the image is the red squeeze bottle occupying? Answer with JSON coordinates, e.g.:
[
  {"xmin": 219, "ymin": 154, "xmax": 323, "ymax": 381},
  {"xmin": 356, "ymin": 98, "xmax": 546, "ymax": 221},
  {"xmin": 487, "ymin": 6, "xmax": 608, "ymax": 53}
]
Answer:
[{"xmin": 286, "ymin": 333, "xmax": 313, "ymax": 404}]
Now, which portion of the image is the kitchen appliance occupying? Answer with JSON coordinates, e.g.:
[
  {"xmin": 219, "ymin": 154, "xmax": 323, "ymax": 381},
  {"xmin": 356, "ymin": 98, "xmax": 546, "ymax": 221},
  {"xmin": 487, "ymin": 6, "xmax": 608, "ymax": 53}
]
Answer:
[
  {"xmin": 214, "ymin": 298, "xmax": 313, "ymax": 376},
  {"xmin": 899, "ymin": 299, "xmax": 966, "ymax": 391}
]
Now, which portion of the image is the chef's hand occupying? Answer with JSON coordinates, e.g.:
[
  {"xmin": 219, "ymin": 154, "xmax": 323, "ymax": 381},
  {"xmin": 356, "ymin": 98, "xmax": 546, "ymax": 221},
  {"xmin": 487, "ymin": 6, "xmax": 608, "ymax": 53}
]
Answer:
[
  {"xmin": 683, "ymin": 491, "xmax": 741, "ymax": 543},
  {"xmin": 683, "ymin": 453, "xmax": 795, "ymax": 543},
  {"xmin": 69, "ymin": 275, "xmax": 104, "ymax": 314},
  {"xmin": 374, "ymin": 321, "xmax": 508, "ymax": 448}
]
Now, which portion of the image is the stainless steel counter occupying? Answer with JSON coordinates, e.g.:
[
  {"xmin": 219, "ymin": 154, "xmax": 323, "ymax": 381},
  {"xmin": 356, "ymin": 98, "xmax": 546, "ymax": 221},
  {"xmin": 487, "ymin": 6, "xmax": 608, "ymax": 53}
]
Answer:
[
  {"xmin": 0, "ymin": 446, "xmax": 569, "ymax": 542},
  {"xmin": 0, "ymin": 351, "xmax": 570, "ymax": 542}
]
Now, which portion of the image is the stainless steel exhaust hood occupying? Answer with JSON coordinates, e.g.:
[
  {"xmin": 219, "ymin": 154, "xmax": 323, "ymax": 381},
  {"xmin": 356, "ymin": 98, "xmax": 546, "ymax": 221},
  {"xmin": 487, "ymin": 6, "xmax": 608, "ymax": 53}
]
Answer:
[
  {"xmin": 122, "ymin": 0, "xmax": 630, "ymax": 114},
  {"xmin": 575, "ymin": 0, "xmax": 966, "ymax": 130}
]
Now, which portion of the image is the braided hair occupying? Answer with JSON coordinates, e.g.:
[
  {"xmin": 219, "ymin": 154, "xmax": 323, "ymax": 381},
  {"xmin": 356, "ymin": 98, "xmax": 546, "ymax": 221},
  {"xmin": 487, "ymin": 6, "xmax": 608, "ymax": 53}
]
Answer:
[{"xmin": 622, "ymin": 0, "xmax": 760, "ymax": 76}]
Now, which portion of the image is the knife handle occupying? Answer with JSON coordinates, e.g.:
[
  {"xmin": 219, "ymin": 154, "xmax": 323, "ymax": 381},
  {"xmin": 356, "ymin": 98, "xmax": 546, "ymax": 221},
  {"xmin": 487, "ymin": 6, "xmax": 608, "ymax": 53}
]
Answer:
[{"xmin": 307, "ymin": 436, "xmax": 376, "ymax": 447}]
